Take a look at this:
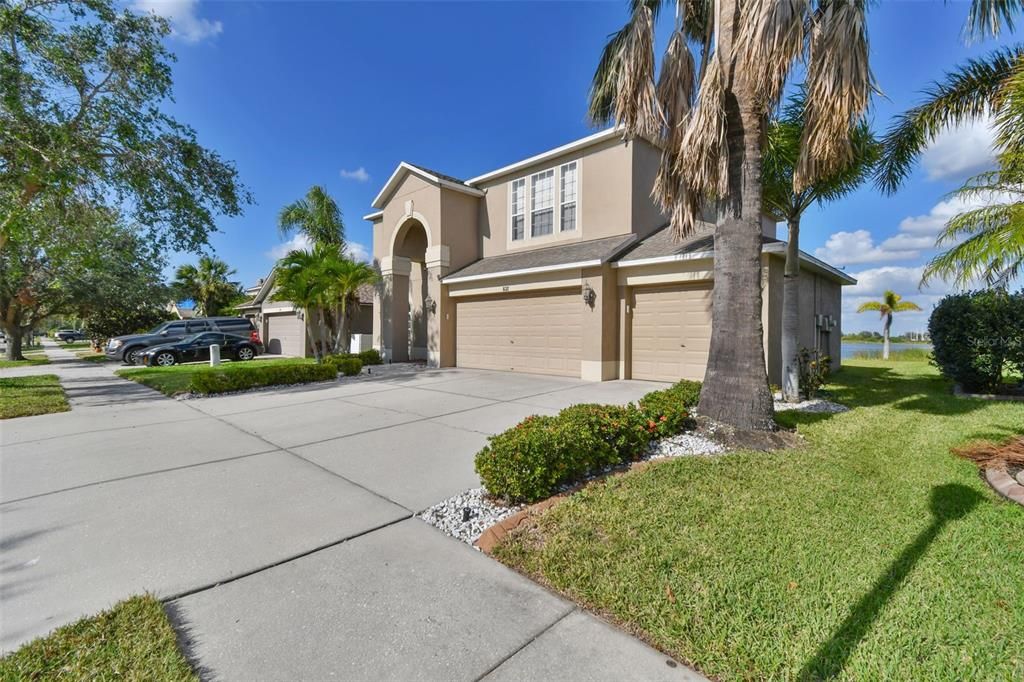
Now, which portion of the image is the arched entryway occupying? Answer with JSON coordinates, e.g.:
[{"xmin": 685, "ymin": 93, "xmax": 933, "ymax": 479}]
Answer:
[{"xmin": 383, "ymin": 217, "xmax": 429, "ymax": 362}]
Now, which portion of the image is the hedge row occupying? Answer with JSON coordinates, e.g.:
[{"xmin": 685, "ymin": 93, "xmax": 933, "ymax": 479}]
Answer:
[
  {"xmin": 475, "ymin": 379, "xmax": 701, "ymax": 503},
  {"xmin": 189, "ymin": 362, "xmax": 338, "ymax": 394}
]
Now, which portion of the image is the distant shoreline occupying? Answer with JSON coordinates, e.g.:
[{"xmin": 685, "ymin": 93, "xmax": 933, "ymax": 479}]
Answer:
[{"xmin": 841, "ymin": 338, "xmax": 932, "ymax": 345}]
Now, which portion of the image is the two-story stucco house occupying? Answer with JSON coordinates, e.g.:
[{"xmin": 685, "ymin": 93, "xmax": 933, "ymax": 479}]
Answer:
[{"xmin": 365, "ymin": 128, "xmax": 854, "ymax": 384}]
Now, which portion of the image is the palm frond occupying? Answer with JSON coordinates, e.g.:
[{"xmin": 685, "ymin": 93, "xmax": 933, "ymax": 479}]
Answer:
[
  {"xmin": 963, "ymin": 0, "xmax": 1021, "ymax": 41},
  {"xmin": 893, "ymin": 300, "xmax": 923, "ymax": 312},
  {"xmin": 667, "ymin": 56, "xmax": 728, "ymax": 238},
  {"xmin": 856, "ymin": 301, "xmax": 884, "ymax": 313},
  {"xmin": 875, "ymin": 46, "xmax": 1023, "ymax": 194},
  {"xmin": 656, "ymin": 29, "xmax": 696, "ymax": 148},
  {"xmin": 737, "ymin": 0, "xmax": 809, "ymax": 112},
  {"xmin": 795, "ymin": 0, "xmax": 874, "ymax": 192},
  {"xmin": 922, "ymin": 194, "xmax": 1024, "ymax": 287},
  {"xmin": 993, "ymin": 53, "xmax": 1024, "ymax": 157}
]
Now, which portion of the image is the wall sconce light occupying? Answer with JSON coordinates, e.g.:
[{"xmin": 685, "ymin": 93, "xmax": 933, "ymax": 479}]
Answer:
[
  {"xmin": 424, "ymin": 295, "xmax": 437, "ymax": 315},
  {"xmin": 582, "ymin": 283, "xmax": 597, "ymax": 307}
]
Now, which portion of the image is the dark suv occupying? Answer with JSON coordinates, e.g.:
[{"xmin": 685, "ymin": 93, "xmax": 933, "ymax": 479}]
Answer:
[{"xmin": 106, "ymin": 317, "xmax": 263, "ymax": 364}]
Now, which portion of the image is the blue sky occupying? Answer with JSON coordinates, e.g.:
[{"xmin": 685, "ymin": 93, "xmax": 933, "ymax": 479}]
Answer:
[{"xmin": 147, "ymin": 0, "xmax": 1015, "ymax": 333}]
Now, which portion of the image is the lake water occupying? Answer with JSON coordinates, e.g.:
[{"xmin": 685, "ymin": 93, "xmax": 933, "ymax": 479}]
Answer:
[{"xmin": 841, "ymin": 341, "xmax": 933, "ymax": 360}]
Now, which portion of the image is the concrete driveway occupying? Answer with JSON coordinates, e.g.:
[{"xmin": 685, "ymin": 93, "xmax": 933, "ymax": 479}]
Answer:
[{"xmin": 1, "ymin": 345, "xmax": 705, "ymax": 681}]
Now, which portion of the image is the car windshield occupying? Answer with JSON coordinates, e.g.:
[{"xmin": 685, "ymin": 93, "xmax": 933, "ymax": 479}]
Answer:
[
  {"xmin": 178, "ymin": 333, "xmax": 204, "ymax": 344},
  {"xmin": 147, "ymin": 323, "xmax": 168, "ymax": 334}
]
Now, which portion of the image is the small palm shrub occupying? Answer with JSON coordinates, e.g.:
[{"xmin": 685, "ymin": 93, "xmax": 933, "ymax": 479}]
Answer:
[
  {"xmin": 796, "ymin": 348, "xmax": 831, "ymax": 398},
  {"xmin": 475, "ymin": 380, "xmax": 701, "ymax": 503}
]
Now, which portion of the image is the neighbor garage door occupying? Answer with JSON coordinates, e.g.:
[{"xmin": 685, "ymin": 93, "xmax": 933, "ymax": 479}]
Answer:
[
  {"xmin": 265, "ymin": 313, "xmax": 306, "ymax": 357},
  {"xmin": 456, "ymin": 289, "xmax": 582, "ymax": 377},
  {"xmin": 631, "ymin": 283, "xmax": 712, "ymax": 381}
]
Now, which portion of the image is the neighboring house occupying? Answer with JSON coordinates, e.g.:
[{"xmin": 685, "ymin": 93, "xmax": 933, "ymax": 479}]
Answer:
[
  {"xmin": 366, "ymin": 128, "xmax": 854, "ymax": 384},
  {"xmin": 237, "ymin": 269, "xmax": 374, "ymax": 357},
  {"xmin": 167, "ymin": 302, "xmax": 195, "ymax": 319}
]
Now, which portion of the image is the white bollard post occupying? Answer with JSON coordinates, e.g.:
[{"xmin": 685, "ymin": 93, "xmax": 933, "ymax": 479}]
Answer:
[{"xmin": 210, "ymin": 344, "xmax": 221, "ymax": 366}]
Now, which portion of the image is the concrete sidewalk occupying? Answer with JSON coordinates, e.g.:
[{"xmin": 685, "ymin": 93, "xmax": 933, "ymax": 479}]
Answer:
[{"xmin": 0, "ymin": 348, "xmax": 707, "ymax": 680}]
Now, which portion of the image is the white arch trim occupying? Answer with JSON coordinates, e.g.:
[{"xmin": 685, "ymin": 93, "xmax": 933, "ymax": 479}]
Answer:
[{"xmin": 389, "ymin": 211, "xmax": 433, "ymax": 257}]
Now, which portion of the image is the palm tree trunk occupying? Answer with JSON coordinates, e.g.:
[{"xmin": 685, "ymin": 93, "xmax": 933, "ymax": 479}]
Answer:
[
  {"xmin": 696, "ymin": 2, "xmax": 775, "ymax": 431},
  {"xmin": 883, "ymin": 313, "xmax": 892, "ymax": 360},
  {"xmin": 333, "ymin": 299, "xmax": 349, "ymax": 355},
  {"xmin": 781, "ymin": 217, "xmax": 801, "ymax": 402},
  {"xmin": 305, "ymin": 314, "xmax": 321, "ymax": 362},
  {"xmin": 318, "ymin": 307, "xmax": 329, "ymax": 359}
]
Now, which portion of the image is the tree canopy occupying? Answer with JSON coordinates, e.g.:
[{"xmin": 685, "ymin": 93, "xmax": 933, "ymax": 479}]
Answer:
[{"xmin": 1, "ymin": 0, "xmax": 250, "ymax": 252}]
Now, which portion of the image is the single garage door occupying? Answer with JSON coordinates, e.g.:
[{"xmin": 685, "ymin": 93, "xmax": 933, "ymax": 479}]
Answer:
[
  {"xmin": 265, "ymin": 313, "xmax": 306, "ymax": 357},
  {"xmin": 631, "ymin": 283, "xmax": 712, "ymax": 381},
  {"xmin": 456, "ymin": 289, "xmax": 582, "ymax": 377}
]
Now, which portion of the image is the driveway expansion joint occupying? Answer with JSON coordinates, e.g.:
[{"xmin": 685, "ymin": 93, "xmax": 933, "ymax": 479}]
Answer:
[{"xmin": 473, "ymin": 606, "xmax": 578, "ymax": 681}]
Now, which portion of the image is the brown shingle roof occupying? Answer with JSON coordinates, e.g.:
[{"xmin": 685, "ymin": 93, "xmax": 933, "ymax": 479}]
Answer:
[
  {"xmin": 443, "ymin": 234, "xmax": 637, "ymax": 281},
  {"xmin": 406, "ymin": 163, "xmax": 466, "ymax": 186},
  {"xmin": 356, "ymin": 283, "xmax": 375, "ymax": 305}
]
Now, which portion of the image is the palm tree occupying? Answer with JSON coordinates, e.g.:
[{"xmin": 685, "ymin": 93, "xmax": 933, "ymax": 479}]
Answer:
[
  {"xmin": 874, "ymin": 14, "xmax": 1024, "ymax": 288},
  {"xmin": 591, "ymin": 0, "xmax": 873, "ymax": 430},
  {"xmin": 272, "ymin": 247, "xmax": 333, "ymax": 362},
  {"xmin": 325, "ymin": 259, "xmax": 379, "ymax": 354},
  {"xmin": 856, "ymin": 291, "xmax": 922, "ymax": 360},
  {"xmin": 278, "ymin": 185, "xmax": 345, "ymax": 248},
  {"xmin": 764, "ymin": 94, "xmax": 878, "ymax": 402},
  {"xmin": 171, "ymin": 256, "xmax": 242, "ymax": 317}
]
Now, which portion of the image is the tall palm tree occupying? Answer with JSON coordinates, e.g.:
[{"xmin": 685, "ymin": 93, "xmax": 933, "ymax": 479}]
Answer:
[
  {"xmin": 591, "ymin": 0, "xmax": 873, "ymax": 430},
  {"xmin": 856, "ymin": 290, "xmax": 922, "ymax": 360},
  {"xmin": 764, "ymin": 94, "xmax": 878, "ymax": 401},
  {"xmin": 278, "ymin": 185, "xmax": 345, "ymax": 248},
  {"xmin": 171, "ymin": 256, "xmax": 242, "ymax": 317}
]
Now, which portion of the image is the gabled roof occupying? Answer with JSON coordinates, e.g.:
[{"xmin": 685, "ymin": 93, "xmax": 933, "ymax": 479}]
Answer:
[
  {"xmin": 370, "ymin": 161, "xmax": 484, "ymax": 209},
  {"xmin": 465, "ymin": 128, "xmax": 623, "ymax": 186}
]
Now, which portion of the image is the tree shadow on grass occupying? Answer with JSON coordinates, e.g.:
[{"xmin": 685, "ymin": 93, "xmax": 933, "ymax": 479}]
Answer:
[
  {"xmin": 798, "ymin": 483, "xmax": 984, "ymax": 681},
  {"xmin": 775, "ymin": 366, "xmax": 994, "ymax": 430}
]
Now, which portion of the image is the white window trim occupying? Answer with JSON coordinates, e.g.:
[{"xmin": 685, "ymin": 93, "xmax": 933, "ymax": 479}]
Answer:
[
  {"xmin": 508, "ymin": 158, "xmax": 582, "ymax": 248},
  {"xmin": 559, "ymin": 161, "xmax": 577, "ymax": 234}
]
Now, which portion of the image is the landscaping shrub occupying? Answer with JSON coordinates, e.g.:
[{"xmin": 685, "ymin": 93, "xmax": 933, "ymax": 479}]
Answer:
[
  {"xmin": 358, "ymin": 348, "xmax": 383, "ymax": 365},
  {"xmin": 638, "ymin": 379, "xmax": 700, "ymax": 437},
  {"xmin": 796, "ymin": 348, "xmax": 831, "ymax": 398},
  {"xmin": 189, "ymin": 363, "xmax": 337, "ymax": 394},
  {"xmin": 475, "ymin": 381, "xmax": 701, "ymax": 503},
  {"xmin": 929, "ymin": 290, "xmax": 1024, "ymax": 392},
  {"xmin": 334, "ymin": 357, "xmax": 363, "ymax": 376}
]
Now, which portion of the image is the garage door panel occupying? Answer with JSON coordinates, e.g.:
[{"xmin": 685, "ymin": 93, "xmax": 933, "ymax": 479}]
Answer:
[
  {"xmin": 631, "ymin": 284, "xmax": 712, "ymax": 381},
  {"xmin": 265, "ymin": 314, "xmax": 305, "ymax": 357},
  {"xmin": 456, "ymin": 290, "xmax": 581, "ymax": 377}
]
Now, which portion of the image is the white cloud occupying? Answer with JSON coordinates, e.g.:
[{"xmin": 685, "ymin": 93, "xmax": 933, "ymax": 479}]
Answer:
[
  {"xmin": 266, "ymin": 233, "xmax": 312, "ymax": 260},
  {"xmin": 133, "ymin": 0, "xmax": 223, "ymax": 44},
  {"xmin": 920, "ymin": 116, "xmax": 997, "ymax": 182},
  {"xmin": 340, "ymin": 167, "xmax": 370, "ymax": 182},
  {"xmin": 346, "ymin": 241, "xmax": 370, "ymax": 263},
  {"xmin": 843, "ymin": 265, "xmax": 950, "ymax": 334},
  {"xmin": 814, "ymin": 229, "xmax": 919, "ymax": 266}
]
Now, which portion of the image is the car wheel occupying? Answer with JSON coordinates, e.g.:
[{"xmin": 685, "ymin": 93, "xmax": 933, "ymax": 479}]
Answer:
[
  {"xmin": 124, "ymin": 347, "xmax": 143, "ymax": 365},
  {"xmin": 154, "ymin": 351, "xmax": 177, "ymax": 367},
  {"xmin": 236, "ymin": 346, "xmax": 255, "ymax": 361}
]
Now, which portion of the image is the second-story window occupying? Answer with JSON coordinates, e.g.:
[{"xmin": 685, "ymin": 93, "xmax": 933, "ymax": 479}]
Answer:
[
  {"xmin": 560, "ymin": 162, "xmax": 577, "ymax": 232},
  {"xmin": 511, "ymin": 178, "xmax": 526, "ymax": 241},
  {"xmin": 530, "ymin": 169, "xmax": 554, "ymax": 237}
]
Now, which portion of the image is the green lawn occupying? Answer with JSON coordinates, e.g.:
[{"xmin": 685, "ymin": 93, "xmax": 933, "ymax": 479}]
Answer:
[
  {"xmin": 0, "ymin": 375, "xmax": 69, "ymax": 419},
  {"xmin": 0, "ymin": 595, "xmax": 197, "ymax": 681},
  {"xmin": 0, "ymin": 344, "xmax": 49, "ymax": 369},
  {"xmin": 495, "ymin": 359, "xmax": 1024, "ymax": 681},
  {"xmin": 117, "ymin": 357, "xmax": 316, "ymax": 396}
]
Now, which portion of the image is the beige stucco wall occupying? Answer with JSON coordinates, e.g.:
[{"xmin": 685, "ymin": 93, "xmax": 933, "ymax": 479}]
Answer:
[
  {"xmin": 631, "ymin": 140, "xmax": 669, "ymax": 239},
  {"xmin": 372, "ymin": 173, "xmax": 442, "ymax": 262},
  {"xmin": 476, "ymin": 136, "xmax": 635, "ymax": 258}
]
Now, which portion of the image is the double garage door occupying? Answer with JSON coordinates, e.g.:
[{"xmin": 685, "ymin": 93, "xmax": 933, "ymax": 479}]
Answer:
[
  {"xmin": 455, "ymin": 289, "xmax": 582, "ymax": 377},
  {"xmin": 630, "ymin": 283, "xmax": 712, "ymax": 381}
]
